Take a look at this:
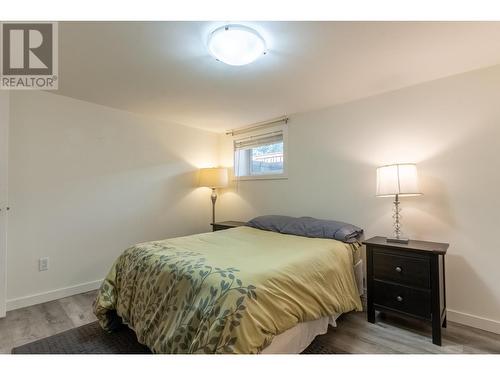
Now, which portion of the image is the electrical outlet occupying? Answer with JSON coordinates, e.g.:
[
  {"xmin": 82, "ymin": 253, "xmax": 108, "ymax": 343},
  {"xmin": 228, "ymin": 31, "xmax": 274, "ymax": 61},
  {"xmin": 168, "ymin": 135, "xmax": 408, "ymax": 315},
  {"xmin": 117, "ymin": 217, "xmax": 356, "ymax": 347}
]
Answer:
[{"xmin": 39, "ymin": 257, "xmax": 49, "ymax": 271}]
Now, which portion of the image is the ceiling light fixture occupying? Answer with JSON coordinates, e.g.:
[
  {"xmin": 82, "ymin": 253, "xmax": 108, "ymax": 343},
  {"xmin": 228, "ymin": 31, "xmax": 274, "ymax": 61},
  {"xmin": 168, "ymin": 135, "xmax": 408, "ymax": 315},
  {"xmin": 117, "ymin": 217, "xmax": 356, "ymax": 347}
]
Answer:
[{"xmin": 207, "ymin": 25, "xmax": 267, "ymax": 66}]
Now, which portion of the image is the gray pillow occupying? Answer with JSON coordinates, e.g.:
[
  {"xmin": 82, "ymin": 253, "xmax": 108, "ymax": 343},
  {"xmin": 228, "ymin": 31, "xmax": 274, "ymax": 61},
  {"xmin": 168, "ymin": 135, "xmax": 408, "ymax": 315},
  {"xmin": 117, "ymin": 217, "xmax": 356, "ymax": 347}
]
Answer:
[
  {"xmin": 246, "ymin": 215, "xmax": 363, "ymax": 243},
  {"xmin": 281, "ymin": 216, "xmax": 363, "ymax": 243},
  {"xmin": 246, "ymin": 215, "xmax": 295, "ymax": 233}
]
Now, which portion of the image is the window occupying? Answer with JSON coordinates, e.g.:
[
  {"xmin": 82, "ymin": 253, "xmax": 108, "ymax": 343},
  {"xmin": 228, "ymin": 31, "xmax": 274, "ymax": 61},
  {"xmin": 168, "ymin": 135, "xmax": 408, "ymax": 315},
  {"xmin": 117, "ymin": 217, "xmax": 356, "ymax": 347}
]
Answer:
[{"xmin": 234, "ymin": 127, "xmax": 287, "ymax": 179}]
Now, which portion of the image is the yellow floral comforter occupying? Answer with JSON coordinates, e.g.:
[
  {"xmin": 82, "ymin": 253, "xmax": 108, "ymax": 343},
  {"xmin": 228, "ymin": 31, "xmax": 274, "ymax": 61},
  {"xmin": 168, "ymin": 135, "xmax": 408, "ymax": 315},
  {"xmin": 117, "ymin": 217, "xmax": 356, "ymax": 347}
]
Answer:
[{"xmin": 93, "ymin": 226, "xmax": 362, "ymax": 353}]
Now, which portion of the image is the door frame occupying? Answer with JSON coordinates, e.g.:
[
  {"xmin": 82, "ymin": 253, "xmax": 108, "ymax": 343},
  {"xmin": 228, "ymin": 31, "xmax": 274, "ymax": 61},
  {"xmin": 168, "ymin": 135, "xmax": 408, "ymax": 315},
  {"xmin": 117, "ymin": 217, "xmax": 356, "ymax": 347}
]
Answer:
[{"xmin": 0, "ymin": 91, "xmax": 9, "ymax": 318}]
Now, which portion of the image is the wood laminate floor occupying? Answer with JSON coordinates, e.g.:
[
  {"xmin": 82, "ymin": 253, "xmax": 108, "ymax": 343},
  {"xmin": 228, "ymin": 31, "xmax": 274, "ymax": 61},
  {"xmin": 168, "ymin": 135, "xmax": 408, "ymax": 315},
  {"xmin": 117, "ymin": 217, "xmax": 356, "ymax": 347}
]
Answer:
[
  {"xmin": 1, "ymin": 291, "xmax": 499, "ymax": 354},
  {"xmin": 0, "ymin": 291, "xmax": 98, "ymax": 354}
]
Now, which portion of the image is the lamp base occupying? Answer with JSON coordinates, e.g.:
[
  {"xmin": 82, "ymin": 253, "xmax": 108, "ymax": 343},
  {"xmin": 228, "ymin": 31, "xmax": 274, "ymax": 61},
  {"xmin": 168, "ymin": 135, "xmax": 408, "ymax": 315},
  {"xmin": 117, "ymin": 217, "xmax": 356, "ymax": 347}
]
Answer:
[{"xmin": 386, "ymin": 236, "xmax": 409, "ymax": 244}]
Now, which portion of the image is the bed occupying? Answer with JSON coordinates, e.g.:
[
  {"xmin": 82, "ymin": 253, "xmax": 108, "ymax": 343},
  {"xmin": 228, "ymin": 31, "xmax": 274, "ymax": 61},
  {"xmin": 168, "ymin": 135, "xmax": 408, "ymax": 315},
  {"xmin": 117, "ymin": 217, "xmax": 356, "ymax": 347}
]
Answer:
[{"xmin": 93, "ymin": 222, "xmax": 363, "ymax": 354}]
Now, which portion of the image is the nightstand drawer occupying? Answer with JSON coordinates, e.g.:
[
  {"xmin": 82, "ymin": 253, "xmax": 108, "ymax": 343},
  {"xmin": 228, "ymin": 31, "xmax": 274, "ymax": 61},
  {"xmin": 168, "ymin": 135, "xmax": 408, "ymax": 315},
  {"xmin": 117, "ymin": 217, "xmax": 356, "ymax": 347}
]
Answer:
[
  {"xmin": 373, "ymin": 251, "xmax": 430, "ymax": 288},
  {"xmin": 374, "ymin": 281, "xmax": 431, "ymax": 319}
]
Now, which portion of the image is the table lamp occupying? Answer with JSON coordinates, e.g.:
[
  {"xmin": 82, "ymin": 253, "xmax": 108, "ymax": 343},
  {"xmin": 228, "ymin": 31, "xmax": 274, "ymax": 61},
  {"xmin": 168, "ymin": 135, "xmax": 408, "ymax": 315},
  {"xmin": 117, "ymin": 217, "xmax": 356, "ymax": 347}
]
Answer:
[
  {"xmin": 376, "ymin": 163, "xmax": 422, "ymax": 243},
  {"xmin": 198, "ymin": 167, "xmax": 228, "ymax": 225}
]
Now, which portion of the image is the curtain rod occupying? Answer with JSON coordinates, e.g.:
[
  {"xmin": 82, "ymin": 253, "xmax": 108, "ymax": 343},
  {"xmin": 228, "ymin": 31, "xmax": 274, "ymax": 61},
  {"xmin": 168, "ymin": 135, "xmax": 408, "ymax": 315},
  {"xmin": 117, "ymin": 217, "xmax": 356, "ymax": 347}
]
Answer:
[{"xmin": 225, "ymin": 115, "xmax": 288, "ymax": 136}]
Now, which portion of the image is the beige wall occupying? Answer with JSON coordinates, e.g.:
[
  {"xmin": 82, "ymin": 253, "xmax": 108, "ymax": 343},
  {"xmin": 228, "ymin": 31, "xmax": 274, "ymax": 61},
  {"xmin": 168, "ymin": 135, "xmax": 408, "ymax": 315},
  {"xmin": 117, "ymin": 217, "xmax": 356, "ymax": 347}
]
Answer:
[
  {"xmin": 218, "ymin": 64, "xmax": 500, "ymax": 333},
  {"xmin": 7, "ymin": 91, "xmax": 218, "ymax": 308}
]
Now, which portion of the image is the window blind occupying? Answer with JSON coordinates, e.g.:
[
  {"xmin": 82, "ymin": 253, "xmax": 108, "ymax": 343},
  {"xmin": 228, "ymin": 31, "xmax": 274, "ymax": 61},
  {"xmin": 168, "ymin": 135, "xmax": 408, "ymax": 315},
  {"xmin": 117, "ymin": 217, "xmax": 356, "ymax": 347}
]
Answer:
[{"xmin": 233, "ymin": 130, "xmax": 283, "ymax": 150}]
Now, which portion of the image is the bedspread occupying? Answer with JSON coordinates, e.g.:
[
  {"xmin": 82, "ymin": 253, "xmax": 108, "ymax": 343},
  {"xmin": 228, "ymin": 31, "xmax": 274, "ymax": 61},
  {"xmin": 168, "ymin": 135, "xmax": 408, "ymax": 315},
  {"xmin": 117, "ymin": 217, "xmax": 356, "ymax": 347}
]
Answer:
[{"xmin": 93, "ymin": 226, "xmax": 362, "ymax": 353}]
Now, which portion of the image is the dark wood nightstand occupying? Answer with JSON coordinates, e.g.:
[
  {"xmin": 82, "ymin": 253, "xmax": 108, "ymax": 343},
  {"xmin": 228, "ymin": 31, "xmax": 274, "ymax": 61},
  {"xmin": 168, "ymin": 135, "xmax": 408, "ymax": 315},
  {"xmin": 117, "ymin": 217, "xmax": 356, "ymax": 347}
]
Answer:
[
  {"xmin": 364, "ymin": 236, "xmax": 449, "ymax": 345},
  {"xmin": 211, "ymin": 221, "xmax": 246, "ymax": 232}
]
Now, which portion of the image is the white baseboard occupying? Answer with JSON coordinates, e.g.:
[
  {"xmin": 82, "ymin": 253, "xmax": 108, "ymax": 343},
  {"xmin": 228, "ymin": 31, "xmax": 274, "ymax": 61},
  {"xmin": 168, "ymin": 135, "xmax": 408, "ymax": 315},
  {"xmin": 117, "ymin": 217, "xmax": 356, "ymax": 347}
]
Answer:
[
  {"xmin": 6, "ymin": 279, "xmax": 103, "ymax": 312},
  {"xmin": 447, "ymin": 309, "xmax": 500, "ymax": 335}
]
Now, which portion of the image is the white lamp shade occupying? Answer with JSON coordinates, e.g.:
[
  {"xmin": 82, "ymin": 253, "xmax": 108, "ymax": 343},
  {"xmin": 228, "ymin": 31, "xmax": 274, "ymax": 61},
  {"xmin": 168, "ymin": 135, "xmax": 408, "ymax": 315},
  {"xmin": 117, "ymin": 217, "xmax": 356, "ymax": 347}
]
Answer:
[
  {"xmin": 198, "ymin": 167, "xmax": 228, "ymax": 188},
  {"xmin": 376, "ymin": 163, "xmax": 422, "ymax": 197}
]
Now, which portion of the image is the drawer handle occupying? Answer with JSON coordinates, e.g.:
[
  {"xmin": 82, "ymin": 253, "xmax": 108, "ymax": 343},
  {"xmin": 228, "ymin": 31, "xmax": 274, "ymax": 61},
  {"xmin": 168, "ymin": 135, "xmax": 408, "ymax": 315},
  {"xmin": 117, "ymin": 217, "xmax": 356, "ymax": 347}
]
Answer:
[
  {"xmin": 395, "ymin": 266, "xmax": 402, "ymax": 273},
  {"xmin": 396, "ymin": 296, "xmax": 403, "ymax": 302}
]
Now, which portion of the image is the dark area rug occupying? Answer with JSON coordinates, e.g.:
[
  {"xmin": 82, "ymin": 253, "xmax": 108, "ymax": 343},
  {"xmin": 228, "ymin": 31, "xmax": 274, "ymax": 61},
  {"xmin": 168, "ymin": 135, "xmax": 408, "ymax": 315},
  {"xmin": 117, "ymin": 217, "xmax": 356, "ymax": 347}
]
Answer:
[
  {"xmin": 12, "ymin": 322, "xmax": 151, "ymax": 354},
  {"xmin": 301, "ymin": 340, "xmax": 342, "ymax": 354},
  {"xmin": 11, "ymin": 321, "xmax": 336, "ymax": 354}
]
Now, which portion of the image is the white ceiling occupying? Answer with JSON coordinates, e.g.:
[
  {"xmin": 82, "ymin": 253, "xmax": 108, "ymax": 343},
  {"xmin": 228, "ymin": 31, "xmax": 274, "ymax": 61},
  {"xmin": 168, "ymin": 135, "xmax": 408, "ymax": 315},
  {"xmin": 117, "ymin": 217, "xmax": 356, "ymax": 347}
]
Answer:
[{"xmin": 56, "ymin": 21, "xmax": 500, "ymax": 133}]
